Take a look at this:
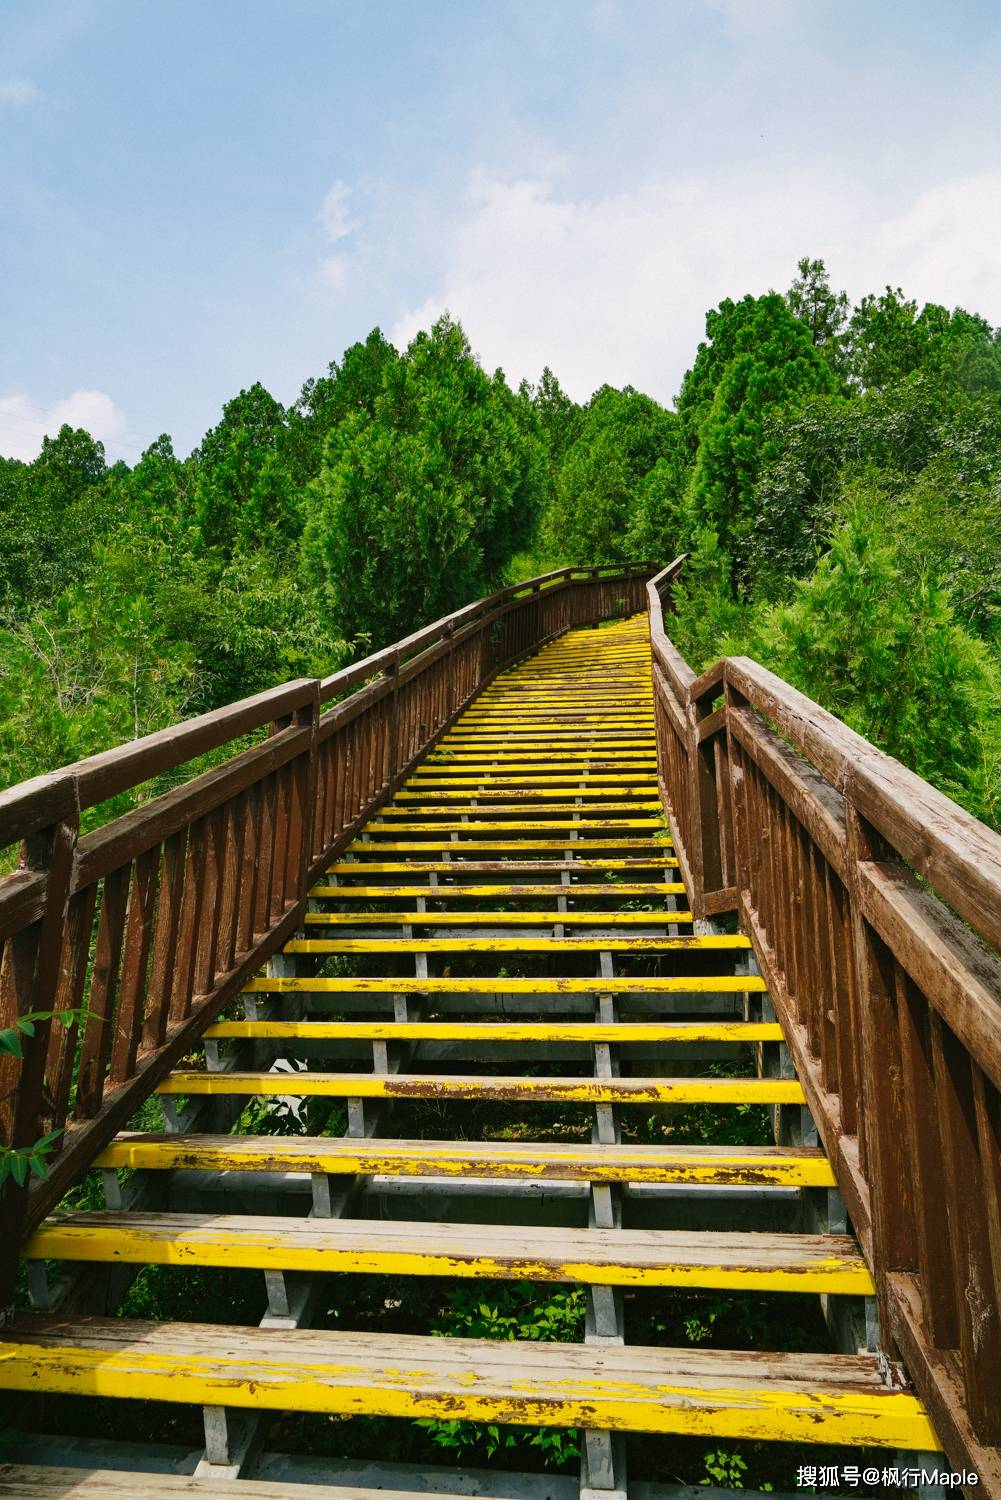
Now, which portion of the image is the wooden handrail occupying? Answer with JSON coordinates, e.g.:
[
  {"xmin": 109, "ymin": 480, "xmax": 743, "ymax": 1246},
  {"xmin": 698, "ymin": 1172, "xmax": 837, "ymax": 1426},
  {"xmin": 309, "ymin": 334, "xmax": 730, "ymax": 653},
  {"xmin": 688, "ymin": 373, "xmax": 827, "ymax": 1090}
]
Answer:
[
  {"xmin": 647, "ymin": 560, "xmax": 1001, "ymax": 1484},
  {"xmin": 0, "ymin": 561, "xmax": 656, "ymax": 1315}
]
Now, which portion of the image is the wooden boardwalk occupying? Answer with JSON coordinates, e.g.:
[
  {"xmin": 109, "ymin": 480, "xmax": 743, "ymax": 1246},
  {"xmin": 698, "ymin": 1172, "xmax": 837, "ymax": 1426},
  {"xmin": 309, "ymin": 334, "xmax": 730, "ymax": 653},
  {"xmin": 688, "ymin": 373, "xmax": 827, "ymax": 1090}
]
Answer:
[
  {"xmin": 1, "ymin": 562, "xmax": 999, "ymax": 1498},
  {"xmin": 0, "ymin": 614, "xmax": 940, "ymax": 1498}
]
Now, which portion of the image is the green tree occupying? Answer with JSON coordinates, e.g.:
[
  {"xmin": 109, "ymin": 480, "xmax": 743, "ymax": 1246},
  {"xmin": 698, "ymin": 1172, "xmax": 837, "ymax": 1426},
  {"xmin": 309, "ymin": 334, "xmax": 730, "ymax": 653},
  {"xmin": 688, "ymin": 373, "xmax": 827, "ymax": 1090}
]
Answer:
[
  {"xmin": 192, "ymin": 383, "xmax": 296, "ymax": 555},
  {"xmin": 626, "ymin": 447, "xmax": 689, "ymax": 561},
  {"xmin": 541, "ymin": 385, "xmax": 677, "ymax": 564},
  {"xmin": 662, "ymin": 527, "xmax": 752, "ymax": 671},
  {"xmin": 786, "ymin": 256, "xmax": 849, "ymax": 354},
  {"xmin": 753, "ymin": 501, "xmax": 998, "ymax": 815},
  {"xmin": 304, "ymin": 315, "xmax": 544, "ymax": 646},
  {"xmin": 683, "ymin": 293, "xmax": 838, "ymax": 586},
  {"xmin": 0, "ymin": 427, "xmax": 111, "ymax": 614},
  {"xmin": 747, "ymin": 375, "xmax": 1001, "ymax": 601},
  {"xmin": 845, "ymin": 286, "xmax": 926, "ymax": 390},
  {"xmin": 284, "ymin": 329, "xmax": 399, "ymax": 486}
]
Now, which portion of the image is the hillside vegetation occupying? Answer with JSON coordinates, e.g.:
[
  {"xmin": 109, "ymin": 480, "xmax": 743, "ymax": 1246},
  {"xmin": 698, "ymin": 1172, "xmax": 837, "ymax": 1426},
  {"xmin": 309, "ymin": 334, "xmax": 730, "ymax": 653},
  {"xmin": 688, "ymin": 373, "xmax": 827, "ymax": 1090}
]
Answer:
[{"xmin": 2, "ymin": 261, "xmax": 998, "ymax": 825}]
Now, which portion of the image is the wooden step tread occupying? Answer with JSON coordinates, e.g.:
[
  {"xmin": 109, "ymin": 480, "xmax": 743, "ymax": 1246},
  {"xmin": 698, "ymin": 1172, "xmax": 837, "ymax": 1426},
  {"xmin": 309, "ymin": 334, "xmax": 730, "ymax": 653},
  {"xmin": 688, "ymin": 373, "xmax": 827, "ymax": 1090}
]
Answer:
[
  {"xmin": 403, "ymin": 776, "xmax": 658, "ymax": 788},
  {"xmin": 247, "ymin": 975, "xmax": 764, "ymax": 994},
  {"xmin": 0, "ymin": 1467, "xmax": 463, "ymax": 1500},
  {"xmin": 325, "ymin": 860, "xmax": 680, "ymax": 874},
  {"xmin": 388, "ymin": 789, "xmax": 661, "ymax": 801},
  {"xmin": 309, "ymin": 883, "xmax": 686, "ymax": 897},
  {"xmin": 302, "ymin": 910, "xmax": 693, "ymax": 926},
  {"xmin": 25, "ymin": 1214, "xmax": 875, "ymax": 1294},
  {"xmin": 283, "ymin": 934, "xmax": 747, "ymax": 952},
  {"xmin": 364, "ymin": 818, "xmax": 667, "ymax": 832},
  {"xmin": 343, "ymin": 840, "xmax": 675, "ymax": 853},
  {"xmin": 204, "ymin": 1020, "xmax": 783, "ymax": 1042},
  {"xmin": 418, "ymin": 755, "xmax": 658, "ymax": 766},
  {"xmin": 158, "ymin": 1072, "xmax": 805, "ymax": 1105},
  {"xmin": 377, "ymin": 802, "xmax": 665, "ymax": 814},
  {"xmin": 0, "ymin": 1317, "xmax": 933, "ymax": 1448},
  {"xmin": 95, "ymin": 1134, "xmax": 836, "ymax": 1185}
]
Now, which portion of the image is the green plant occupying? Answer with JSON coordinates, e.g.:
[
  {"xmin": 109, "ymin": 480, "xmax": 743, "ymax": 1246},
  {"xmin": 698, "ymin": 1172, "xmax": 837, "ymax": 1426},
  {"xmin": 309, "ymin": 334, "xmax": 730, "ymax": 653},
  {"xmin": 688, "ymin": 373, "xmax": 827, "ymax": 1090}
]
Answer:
[
  {"xmin": 701, "ymin": 1448, "xmax": 749, "ymax": 1488},
  {"xmin": 0, "ymin": 1008, "xmax": 93, "ymax": 1186},
  {"xmin": 416, "ymin": 1283, "xmax": 584, "ymax": 1468}
]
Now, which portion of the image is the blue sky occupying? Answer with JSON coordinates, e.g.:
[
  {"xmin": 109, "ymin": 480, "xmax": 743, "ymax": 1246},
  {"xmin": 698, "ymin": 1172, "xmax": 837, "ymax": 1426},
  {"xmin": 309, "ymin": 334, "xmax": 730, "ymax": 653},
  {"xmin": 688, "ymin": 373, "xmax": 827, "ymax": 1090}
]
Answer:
[{"xmin": 2, "ymin": 0, "xmax": 1001, "ymax": 461}]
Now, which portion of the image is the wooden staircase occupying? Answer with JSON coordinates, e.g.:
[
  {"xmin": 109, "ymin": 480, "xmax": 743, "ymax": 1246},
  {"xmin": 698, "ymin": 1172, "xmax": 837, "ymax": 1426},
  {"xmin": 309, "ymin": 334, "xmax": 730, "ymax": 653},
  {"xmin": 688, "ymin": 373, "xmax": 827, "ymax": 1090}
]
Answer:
[{"xmin": 1, "ymin": 615, "xmax": 939, "ymax": 1498}]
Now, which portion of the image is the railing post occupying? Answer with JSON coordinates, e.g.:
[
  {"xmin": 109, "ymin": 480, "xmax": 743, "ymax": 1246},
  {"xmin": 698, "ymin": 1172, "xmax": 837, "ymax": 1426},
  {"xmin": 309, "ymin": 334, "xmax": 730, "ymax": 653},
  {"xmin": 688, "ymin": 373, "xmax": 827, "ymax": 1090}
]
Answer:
[{"xmin": 0, "ymin": 780, "xmax": 79, "ymax": 1319}]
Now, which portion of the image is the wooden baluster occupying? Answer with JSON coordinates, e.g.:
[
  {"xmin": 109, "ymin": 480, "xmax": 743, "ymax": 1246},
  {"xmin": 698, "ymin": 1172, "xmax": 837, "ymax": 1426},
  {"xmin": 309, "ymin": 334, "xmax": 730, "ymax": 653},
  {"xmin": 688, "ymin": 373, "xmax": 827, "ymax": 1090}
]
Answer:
[
  {"xmin": 144, "ymin": 830, "xmax": 187, "ymax": 1047},
  {"xmin": 253, "ymin": 774, "xmax": 275, "ymax": 936},
  {"xmin": 194, "ymin": 806, "xmax": 226, "ymax": 995},
  {"xmin": 896, "ymin": 972, "xmax": 960, "ymax": 1351},
  {"xmin": 44, "ymin": 884, "xmax": 97, "ymax": 1133},
  {"xmin": 930, "ymin": 1015, "xmax": 1001, "ymax": 1442},
  {"xmin": 217, "ymin": 794, "xmax": 245, "ymax": 975},
  {"xmin": 845, "ymin": 799, "xmax": 918, "ymax": 1355},
  {"xmin": 173, "ymin": 820, "xmax": 208, "ymax": 1022},
  {"xmin": 236, "ymin": 784, "xmax": 262, "ymax": 956},
  {"xmin": 109, "ymin": 847, "xmax": 159, "ymax": 1084}
]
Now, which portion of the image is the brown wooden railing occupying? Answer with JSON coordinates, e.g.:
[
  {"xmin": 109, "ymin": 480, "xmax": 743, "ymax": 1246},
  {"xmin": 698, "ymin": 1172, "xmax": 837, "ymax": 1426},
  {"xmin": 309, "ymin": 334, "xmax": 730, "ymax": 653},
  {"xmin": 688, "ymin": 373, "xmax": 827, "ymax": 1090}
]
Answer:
[
  {"xmin": 649, "ymin": 559, "xmax": 1001, "ymax": 1487},
  {"xmin": 0, "ymin": 562, "xmax": 654, "ymax": 1309}
]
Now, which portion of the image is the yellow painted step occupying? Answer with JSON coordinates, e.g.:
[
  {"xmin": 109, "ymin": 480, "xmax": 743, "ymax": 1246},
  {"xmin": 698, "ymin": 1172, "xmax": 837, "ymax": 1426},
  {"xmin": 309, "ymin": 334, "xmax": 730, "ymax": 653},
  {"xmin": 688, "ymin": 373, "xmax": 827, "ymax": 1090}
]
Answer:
[
  {"xmin": 396, "ymin": 786, "xmax": 660, "ymax": 798},
  {"xmin": 283, "ymin": 934, "xmax": 749, "ymax": 953},
  {"xmin": 375, "ymin": 804, "xmax": 666, "ymax": 816},
  {"xmin": 158, "ymin": 1072, "xmax": 805, "ymax": 1105},
  {"xmin": 0, "ymin": 1317, "xmax": 933, "ymax": 1446},
  {"xmin": 422, "ymin": 752, "xmax": 658, "ymax": 763},
  {"xmin": 439, "ymin": 734, "xmax": 655, "ymax": 744},
  {"xmin": 309, "ymin": 883, "xmax": 687, "ymax": 897},
  {"xmin": 363, "ymin": 819, "xmax": 667, "ymax": 833},
  {"xmin": 204, "ymin": 1020, "xmax": 781, "ymax": 1043},
  {"xmin": 96, "ymin": 1132, "xmax": 832, "ymax": 1184},
  {"xmin": 245, "ymin": 975, "xmax": 763, "ymax": 994},
  {"xmin": 25, "ymin": 1213, "xmax": 874, "ymax": 1295},
  {"xmin": 325, "ymin": 860, "xmax": 681, "ymax": 874},
  {"xmin": 443, "ymin": 724, "xmax": 656, "ymax": 731},
  {"xmin": 343, "ymin": 840, "xmax": 675, "ymax": 853},
  {"xmin": 302, "ymin": 911, "xmax": 693, "ymax": 926}
]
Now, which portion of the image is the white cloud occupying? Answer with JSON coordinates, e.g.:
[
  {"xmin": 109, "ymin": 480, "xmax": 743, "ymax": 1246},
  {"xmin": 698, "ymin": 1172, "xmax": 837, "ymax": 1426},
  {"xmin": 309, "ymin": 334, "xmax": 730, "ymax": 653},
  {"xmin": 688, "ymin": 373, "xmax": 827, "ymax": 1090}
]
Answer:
[
  {"xmin": 319, "ymin": 181, "xmax": 356, "ymax": 244},
  {"xmin": 317, "ymin": 254, "xmax": 352, "ymax": 291},
  {"xmin": 390, "ymin": 167, "xmax": 1001, "ymax": 405},
  {"xmin": 871, "ymin": 170, "xmax": 1001, "ymax": 314},
  {"xmin": 704, "ymin": 0, "xmax": 802, "ymax": 38},
  {"xmin": 0, "ymin": 389, "xmax": 132, "ymax": 462},
  {"xmin": 0, "ymin": 78, "xmax": 41, "ymax": 105}
]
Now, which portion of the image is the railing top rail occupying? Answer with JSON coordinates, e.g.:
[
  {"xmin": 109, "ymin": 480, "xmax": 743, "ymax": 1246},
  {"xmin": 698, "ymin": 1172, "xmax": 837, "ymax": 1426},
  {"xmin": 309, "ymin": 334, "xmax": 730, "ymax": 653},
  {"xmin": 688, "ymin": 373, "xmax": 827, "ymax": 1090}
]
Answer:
[
  {"xmin": 318, "ymin": 562, "xmax": 658, "ymax": 701},
  {"xmin": 0, "ymin": 681, "xmax": 319, "ymax": 838},
  {"xmin": 1, "ymin": 563, "xmax": 656, "ymax": 848},
  {"xmin": 646, "ymin": 556, "xmax": 695, "ymax": 695}
]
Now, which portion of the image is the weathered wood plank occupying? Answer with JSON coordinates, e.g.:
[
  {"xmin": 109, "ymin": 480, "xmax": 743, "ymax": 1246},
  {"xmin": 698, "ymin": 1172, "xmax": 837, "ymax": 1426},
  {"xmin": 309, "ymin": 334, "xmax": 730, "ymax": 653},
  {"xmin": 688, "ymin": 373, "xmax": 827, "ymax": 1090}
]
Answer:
[
  {"xmin": 0, "ymin": 1316, "xmax": 934, "ymax": 1447},
  {"xmin": 27, "ymin": 1213, "xmax": 874, "ymax": 1293}
]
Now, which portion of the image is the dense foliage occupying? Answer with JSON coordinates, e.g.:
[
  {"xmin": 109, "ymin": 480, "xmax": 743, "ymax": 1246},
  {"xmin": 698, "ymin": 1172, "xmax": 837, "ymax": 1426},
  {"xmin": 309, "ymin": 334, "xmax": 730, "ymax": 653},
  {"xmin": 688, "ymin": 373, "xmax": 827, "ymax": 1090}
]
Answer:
[
  {"xmin": 527, "ymin": 258, "xmax": 1001, "ymax": 828},
  {"xmin": 0, "ymin": 317, "xmax": 542, "ymax": 804},
  {"xmin": 3, "ymin": 264, "xmax": 999, "ymax": 832}
]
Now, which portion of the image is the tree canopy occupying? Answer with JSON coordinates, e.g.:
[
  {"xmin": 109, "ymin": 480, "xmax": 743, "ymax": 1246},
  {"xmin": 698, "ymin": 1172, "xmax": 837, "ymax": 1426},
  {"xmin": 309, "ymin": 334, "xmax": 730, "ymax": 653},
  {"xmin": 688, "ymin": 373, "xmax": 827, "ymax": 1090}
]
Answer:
[{"xmin": 3, "ymin": 258, "xmax": 1000, "ymax": 833}]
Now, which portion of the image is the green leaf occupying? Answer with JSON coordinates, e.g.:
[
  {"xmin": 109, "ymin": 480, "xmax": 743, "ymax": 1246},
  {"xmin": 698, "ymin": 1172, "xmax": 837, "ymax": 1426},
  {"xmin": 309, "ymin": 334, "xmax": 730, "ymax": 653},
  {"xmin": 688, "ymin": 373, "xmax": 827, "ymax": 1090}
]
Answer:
[{"xmin": 0, "ymin": 1028, "xmax": 23, "ymax": 1058}]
